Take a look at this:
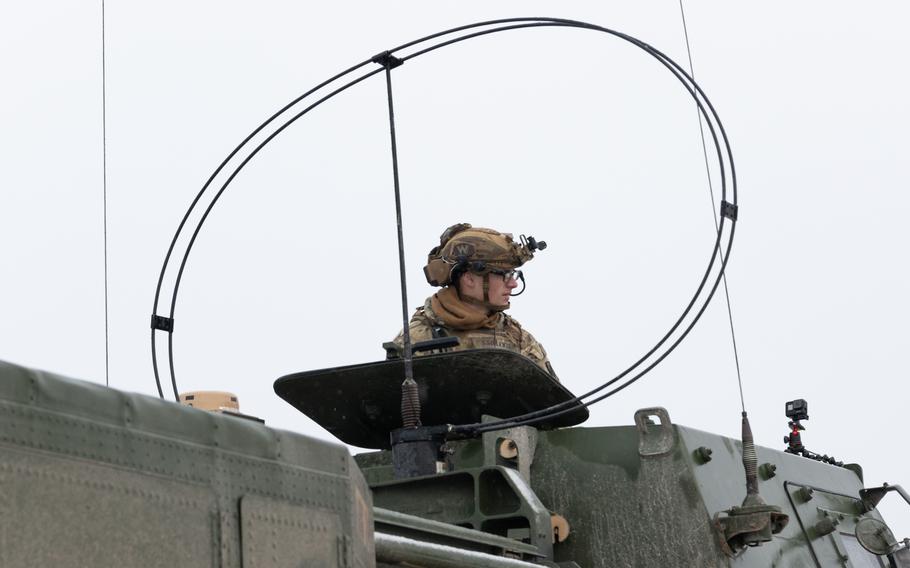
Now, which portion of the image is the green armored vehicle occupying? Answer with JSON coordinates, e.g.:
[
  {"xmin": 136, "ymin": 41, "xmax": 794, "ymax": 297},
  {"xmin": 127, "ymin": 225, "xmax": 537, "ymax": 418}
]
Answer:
[
  {"xmin": 1, "ymin": 348, "xmax": 907, "ymax": 566},
  {"xmin": 4, "ymin": 16, "xmax": 907, "ymax": 568}
]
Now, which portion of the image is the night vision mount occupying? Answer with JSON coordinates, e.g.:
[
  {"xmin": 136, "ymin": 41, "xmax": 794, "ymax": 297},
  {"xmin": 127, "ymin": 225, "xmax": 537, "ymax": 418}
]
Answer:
[{"xmin": 520, "ymin": 234, "xmax": 546, "ymax": 252}]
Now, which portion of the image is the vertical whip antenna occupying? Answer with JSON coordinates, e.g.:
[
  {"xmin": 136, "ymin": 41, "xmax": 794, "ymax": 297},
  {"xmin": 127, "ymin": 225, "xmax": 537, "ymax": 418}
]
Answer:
[
  {"xmin": 678, "ymin": 4, "xmax": 789, "ymax": 553},
  {"xmin": 101, "ymin": 0, "xmax": 110, "ymax": 387},
  {"xmin": 678, "ymin": 0, "xmax": 746, "ymax": 413},
  {"xmin": 375, "ymin": 51, "xmax": 421, "ymax": 428}
]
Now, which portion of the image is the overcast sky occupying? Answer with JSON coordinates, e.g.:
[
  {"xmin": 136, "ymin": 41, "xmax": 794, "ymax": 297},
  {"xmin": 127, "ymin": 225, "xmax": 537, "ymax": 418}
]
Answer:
[{"xmin": 2, "ymin": 1, "xmax": 908, "ymax": 538}]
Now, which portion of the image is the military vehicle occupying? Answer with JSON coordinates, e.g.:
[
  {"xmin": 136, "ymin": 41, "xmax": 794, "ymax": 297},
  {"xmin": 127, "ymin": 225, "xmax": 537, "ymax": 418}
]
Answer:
[
  {"xmin": 2, "ymin": 17, "xmax": 908, "ymax": 568},
  {"xmin": 3, "ymin": 350, "xmax": 908, "ymax": 567}
]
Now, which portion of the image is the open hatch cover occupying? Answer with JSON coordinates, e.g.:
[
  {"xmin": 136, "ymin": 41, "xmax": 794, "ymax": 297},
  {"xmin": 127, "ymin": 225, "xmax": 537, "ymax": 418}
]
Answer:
[{"xmin": 274, "ymin": 349, "xmax": 589, "ymax": 449}]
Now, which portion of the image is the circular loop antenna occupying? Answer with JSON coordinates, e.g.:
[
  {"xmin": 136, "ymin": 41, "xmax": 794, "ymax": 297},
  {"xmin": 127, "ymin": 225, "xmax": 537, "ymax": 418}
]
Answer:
[{"xmin": 150, "ymin": 18, "xmax": 738, "ymax": 428}]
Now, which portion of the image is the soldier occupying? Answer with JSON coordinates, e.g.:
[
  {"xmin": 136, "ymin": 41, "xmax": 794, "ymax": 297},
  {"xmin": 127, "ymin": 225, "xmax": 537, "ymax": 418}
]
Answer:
[{"xmin": 388, "ymin": 223, "xmax": 557, "ymax": 379}]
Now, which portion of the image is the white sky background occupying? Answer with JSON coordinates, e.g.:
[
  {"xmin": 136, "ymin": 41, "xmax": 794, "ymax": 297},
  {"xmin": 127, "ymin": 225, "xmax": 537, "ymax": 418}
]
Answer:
[{"xmin": 2, "ymin": 1, "xmax": 908, "ymax": 538}]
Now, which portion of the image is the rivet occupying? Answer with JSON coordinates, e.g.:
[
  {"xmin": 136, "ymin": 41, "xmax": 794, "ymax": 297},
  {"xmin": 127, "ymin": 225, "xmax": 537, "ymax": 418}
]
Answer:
[
  {"xmin": 694, "ymin": 446, "xmax": 713, "ymax": 463},
  {"xmin": 811, "ymin": 517, "xmax": 837, "ymax": 537},
  {"xmin": 759, "ymin": 462, "xmax": 777, "ymax": 479},
  {"xmin": 796, "ymin": 487, "xmax": 815, "ymax": 502}
]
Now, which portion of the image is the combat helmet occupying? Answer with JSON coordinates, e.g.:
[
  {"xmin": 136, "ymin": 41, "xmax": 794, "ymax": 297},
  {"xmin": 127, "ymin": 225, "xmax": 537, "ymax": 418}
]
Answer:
[{"xmin": 424, "ymin": 223, "xmax": 546, "ymax": 306}]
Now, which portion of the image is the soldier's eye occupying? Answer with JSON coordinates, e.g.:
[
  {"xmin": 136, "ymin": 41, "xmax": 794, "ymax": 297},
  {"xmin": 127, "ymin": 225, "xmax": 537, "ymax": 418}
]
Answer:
[{"xmin": 490, "ymin": 269, "xmax": 521, "ymax": 281}]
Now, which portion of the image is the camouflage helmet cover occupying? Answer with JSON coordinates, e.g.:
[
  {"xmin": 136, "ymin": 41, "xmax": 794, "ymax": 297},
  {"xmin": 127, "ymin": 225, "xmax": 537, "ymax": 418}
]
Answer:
[{"xmin": 423, "ymin": 223, "xmax": 536, "ymax": 287}]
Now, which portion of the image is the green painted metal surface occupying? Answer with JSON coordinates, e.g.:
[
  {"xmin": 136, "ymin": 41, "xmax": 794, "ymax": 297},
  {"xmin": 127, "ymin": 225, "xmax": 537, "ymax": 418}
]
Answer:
[
  {"xmin": 1, "ymin": 358, "xmax": 904, "ymax": 567},
  {"xmin": 0, "ymin": 360, "xmax": 374, "ymax": 567},
  {"xmin": 358, "ymin": 409, "xmax": 901, "ymax": 567}
]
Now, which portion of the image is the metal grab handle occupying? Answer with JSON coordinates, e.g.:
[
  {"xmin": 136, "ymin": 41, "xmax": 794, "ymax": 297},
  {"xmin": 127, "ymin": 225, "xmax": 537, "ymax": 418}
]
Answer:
[
  {"xmin": 859, "ymin": 483, "xmax": 910, "ymax": 513},
  {"xmin": 634, "ymin": 407, "xmax": 675, "ymax": 456}
]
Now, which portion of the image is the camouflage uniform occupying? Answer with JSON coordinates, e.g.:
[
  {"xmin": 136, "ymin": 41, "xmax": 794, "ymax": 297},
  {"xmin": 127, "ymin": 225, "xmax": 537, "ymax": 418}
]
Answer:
[{"xmin": 392, "ymin": 296, "xmax": 557, "ymax": 379}]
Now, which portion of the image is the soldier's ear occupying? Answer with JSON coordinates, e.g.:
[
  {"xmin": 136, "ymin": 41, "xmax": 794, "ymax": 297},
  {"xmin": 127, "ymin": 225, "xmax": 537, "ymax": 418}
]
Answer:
[{"xmin": 459, "ymin": 272, "xmax": 477, "ymax": 291}]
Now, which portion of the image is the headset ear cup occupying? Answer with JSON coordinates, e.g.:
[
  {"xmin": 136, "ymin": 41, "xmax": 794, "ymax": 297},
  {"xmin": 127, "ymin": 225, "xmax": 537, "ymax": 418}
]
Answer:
[
  {"xmin": 423, "ymin": 264, "xmax": 438, "ymax": 286},
  {"xmin": 424, "ymin": 259, "xmax": 452, "ymax": 286}
]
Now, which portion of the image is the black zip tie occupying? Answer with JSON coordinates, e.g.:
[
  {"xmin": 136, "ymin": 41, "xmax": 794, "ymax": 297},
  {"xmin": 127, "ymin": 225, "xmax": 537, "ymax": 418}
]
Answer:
[
  {"xmin": 372, "ymin": 51, "xmax": 404, "ymax": 70},
  {"xmin": 151, "ymin": 315, "xmax": 174, "ymax": 332},
  {"xmin": 721, "ymin": 200, "xmax": 738, "ymax": 221}
]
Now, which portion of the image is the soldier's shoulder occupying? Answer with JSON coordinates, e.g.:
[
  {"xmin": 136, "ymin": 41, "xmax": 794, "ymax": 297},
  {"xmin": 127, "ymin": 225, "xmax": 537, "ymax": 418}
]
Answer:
[
  {"xmin": 408, "ymin": 298, "xmax": 443, "ymax": 335},
  {"xmin": 503, "ymin": 314, "xmax": 545, "ymax": 347},
  {"xmin": 418, "ymin": 297, "xmax": 444, "ymax": 325}
]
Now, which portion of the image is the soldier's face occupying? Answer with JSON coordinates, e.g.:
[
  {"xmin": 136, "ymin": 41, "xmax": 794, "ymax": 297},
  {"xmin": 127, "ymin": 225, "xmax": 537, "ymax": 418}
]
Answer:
[
  {"xmin": 487, "ymin": 273, "xmax": 517, "ymax": 306},
  {"xmin": 460, "ymin": 272, "xmax": 516, "ymax": 307}
]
